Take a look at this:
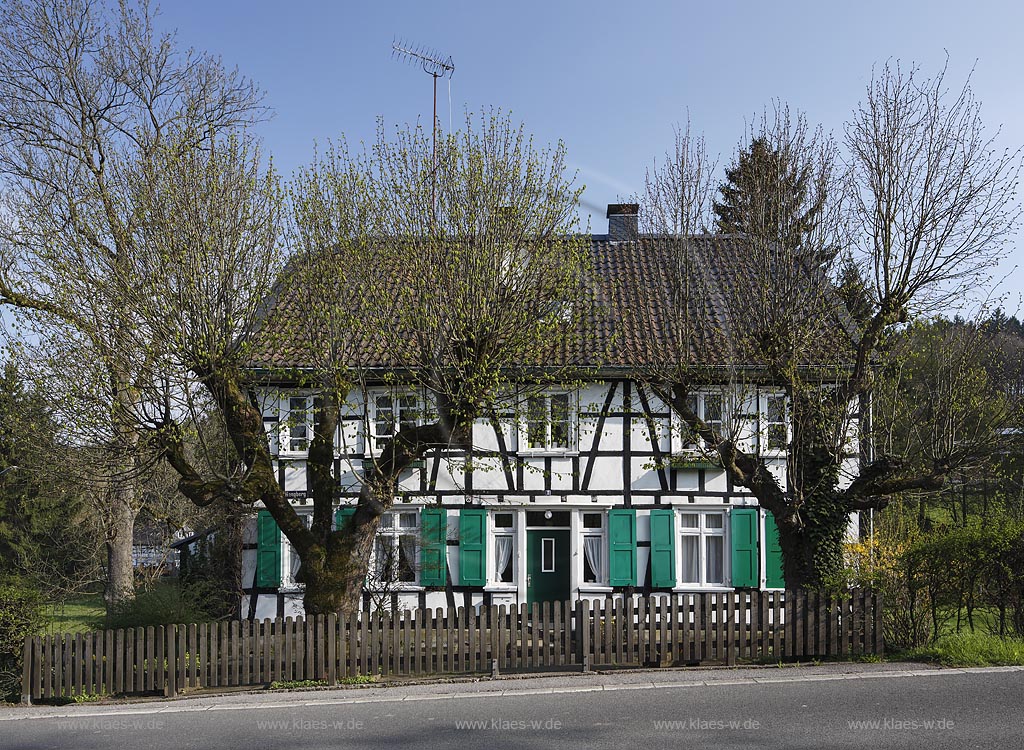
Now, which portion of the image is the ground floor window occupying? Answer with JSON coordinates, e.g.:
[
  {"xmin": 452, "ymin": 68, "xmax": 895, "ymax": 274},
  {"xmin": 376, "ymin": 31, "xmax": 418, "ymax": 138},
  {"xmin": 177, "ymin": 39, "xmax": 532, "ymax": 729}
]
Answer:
[
  {"xmin": 493, "ymin": 511, "xmax": 515, "ymax": 583},
  {"xmin": 371, "ymin": 510, "xmax": 419, "ymax": 585},
  {"xmin": 680, "ymin": 510, "xmax": 725, "ymax": 585},
  {"xmin": 582, "ymin": 511, "xmax": 605, "ymax": 584}
]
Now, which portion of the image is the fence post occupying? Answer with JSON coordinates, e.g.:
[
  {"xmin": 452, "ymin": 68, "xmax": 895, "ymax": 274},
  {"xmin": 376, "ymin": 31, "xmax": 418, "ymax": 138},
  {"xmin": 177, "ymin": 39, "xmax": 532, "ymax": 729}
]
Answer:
[
  {"xmin": 575, "ymin": 600, "xmax": 589, "ymax": 671},
  {"xmin": 20, "ymin": 636, "xmax": 32, "ymax": 705},
  {"xmin": 165, "ymin": 625, "xmax": 177, "ymax": 698},
  {"xmin": 873, "ymin": 591, "xmax": 885, "ymax": 656}
]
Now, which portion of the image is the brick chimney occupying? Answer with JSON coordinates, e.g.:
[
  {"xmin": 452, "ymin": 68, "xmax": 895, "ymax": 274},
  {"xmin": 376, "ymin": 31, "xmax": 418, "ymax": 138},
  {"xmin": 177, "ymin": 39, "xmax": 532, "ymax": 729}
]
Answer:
[{"xmin": 606, "ymin": 203, "xmax": 638, "ymax": 241}]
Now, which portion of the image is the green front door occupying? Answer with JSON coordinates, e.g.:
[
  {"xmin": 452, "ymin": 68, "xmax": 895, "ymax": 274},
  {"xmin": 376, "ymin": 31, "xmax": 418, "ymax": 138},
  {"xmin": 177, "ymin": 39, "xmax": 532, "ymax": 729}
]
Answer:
[{"xmin": 527, "ymin": 529, "xmax": 571, "ymax": 605}]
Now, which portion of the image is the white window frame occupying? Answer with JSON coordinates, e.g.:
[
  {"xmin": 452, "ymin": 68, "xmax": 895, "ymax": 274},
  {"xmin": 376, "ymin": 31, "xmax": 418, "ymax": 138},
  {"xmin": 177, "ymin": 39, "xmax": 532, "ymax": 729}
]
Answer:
[
  {"xmin": 368, "ymin": 510, "xmax": 421, "ymax": 589},
  {"xmin": 278, "ymin": 395, "xmax": 313, "ymax": 456},
  {"xmin": 519, "ymin": 391, "xmax": 576, "ymax": 453},
  {"xmin": 489, "ymin": 511, "xmax": 517, "ymax": 587},
  {"xmin": 277, "ymin": 394, "xmax": 329, "ymax": 456},
  {"xmin": 672, "ymin": 391, "xmax": 729, "ymax": 452},
  {"xmin": 581, "ymin": 511, "xmax": 606, "ymax": 585},
  {"xmin": 760, "ymin": 392, "xmax": 788, "ymax": 454},
  {"xmin": 676, "ymin": 509, "xmax": 728, "ymax": 588},
  {"xmin": 368, "ymin": 390, "xmax": 423, "ymax": 454}
]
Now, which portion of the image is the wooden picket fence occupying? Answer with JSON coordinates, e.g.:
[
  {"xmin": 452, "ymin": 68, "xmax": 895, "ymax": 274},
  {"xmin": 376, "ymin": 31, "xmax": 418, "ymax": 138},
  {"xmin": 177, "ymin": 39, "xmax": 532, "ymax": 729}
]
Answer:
[{"xmin": 21, "ymin": 589, "xmax": 882, "ymax": 702}]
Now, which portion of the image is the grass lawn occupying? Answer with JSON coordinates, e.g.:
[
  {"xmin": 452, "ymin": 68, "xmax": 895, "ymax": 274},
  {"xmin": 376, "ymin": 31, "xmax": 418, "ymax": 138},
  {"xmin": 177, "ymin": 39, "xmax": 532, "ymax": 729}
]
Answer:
[{"xmin": 44, "ymin": 593, "xmax": 105, "ymax": 634}]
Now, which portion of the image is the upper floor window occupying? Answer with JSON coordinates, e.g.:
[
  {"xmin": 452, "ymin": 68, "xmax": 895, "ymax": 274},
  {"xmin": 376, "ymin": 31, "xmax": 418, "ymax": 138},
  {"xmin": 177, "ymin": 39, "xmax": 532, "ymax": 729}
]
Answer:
[
  {"xmin": 678, "ymin": 392, "xmax": 727, "ymax": 451},
  {"xmin": 372, "ymin": 392, "xmax": 420, "ymax": 450},
  {"xmin": 763, "ymin": 394, "xmax": 787, "ymax": 451},
  {"xmin": 524, "ymin": 393, "xmax": 571, "ymax": 451},
  {"xmin": 280, "ymin": 395, "xmax": 321, "ymax": 454}
]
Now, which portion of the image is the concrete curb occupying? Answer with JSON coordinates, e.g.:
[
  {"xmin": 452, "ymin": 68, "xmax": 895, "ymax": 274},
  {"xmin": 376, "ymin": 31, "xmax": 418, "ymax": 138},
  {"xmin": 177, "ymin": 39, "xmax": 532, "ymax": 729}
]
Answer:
[{"xmin": 3, "ymin": 663, "xmax": 1022, "ymax": 722}]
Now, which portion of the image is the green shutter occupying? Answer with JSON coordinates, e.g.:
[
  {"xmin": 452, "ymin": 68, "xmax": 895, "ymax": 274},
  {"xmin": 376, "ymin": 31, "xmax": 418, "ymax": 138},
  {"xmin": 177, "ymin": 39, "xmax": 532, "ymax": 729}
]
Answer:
[
  {"xmin": 256, "ymin": 509, "xmax": 281, "ymax": 588},
  {"xmin": 764, "ymin": 512, "xmax": 786, "ymax": 589},
  {"xmin": 420, "ymin": 507, "xmax": 447, "ymax": 587},
  {"xmin": 730, "ymin": 508, "xmax": 758, "ymax": 588},
  {"xmin": 334, "ymin": 505, "xmax": 356, "ymax": 532},
  {"xmin": 607, "ymin": 508, "xmax": 637, "ymax": 586},
  {"xmin": 649, "ymin": 509, "xmax": 676, "ymax": 588},
  {"xmin": 459, "ymin": 508, "xmax": 487, "ymax": 586}
]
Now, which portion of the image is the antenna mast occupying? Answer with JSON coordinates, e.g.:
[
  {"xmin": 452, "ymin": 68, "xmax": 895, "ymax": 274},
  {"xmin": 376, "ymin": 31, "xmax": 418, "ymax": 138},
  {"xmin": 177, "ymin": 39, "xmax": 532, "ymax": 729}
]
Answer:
[{"xmin": 392, "ymin": 39, "xmax": 455, "ymax": 220}]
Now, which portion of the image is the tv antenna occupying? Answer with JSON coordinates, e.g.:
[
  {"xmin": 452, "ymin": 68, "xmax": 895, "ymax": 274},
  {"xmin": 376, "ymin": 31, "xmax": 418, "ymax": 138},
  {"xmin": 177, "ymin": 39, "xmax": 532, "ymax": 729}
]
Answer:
[{"xmin": 392, "ymin": 39, "xmax": 455, "ymax": 219}]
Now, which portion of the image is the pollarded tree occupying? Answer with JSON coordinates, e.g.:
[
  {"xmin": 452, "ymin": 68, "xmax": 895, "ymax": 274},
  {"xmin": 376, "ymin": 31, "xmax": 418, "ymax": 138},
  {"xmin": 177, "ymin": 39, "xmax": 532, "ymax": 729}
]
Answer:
[
  {"xmin": 114, "ymin": 111, "xmax": 592, "ymax": 615},
  {"xmin": 0, "ymin": 0, "xmax": 265, "ymax": 609},
  {"xmin": 630, "ymin": 64, "xmax": 1021, "ymax": 588}
]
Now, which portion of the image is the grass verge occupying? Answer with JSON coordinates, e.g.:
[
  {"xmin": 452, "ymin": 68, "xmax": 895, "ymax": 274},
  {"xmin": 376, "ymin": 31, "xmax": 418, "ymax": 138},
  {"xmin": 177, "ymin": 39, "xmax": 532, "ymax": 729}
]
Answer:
[{"xmin": 900, "ymin": 631, "xmax": 1024, "ymax": 667}]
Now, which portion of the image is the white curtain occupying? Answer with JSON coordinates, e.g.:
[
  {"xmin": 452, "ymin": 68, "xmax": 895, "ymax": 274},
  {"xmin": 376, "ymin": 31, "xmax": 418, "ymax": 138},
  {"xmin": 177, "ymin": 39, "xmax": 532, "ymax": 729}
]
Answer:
[
  {"xmin": 681, "ymin": 536, "xmax": 699, "ymax": 583},
  {"xmin": 372, "ymin": 537, "xmax": 390, "ymax": 582},
  {"xmin": 495, "ymin": 535, "xmax": 513, "ymax": 582},
  {"xmin": 583, "ymin": 535, "xmax": 603, "ymax": 582},
  {"xmin": 288, "ymin": 543, "xmax": 302, "ymax": 583}
]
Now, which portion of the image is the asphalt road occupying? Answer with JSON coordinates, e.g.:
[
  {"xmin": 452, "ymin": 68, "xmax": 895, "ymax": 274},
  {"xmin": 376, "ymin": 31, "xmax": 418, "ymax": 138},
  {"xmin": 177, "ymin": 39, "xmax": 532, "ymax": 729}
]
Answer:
[{"xmin": 2, "ymin": 664, "xmax": 1022, "ymax": 749}]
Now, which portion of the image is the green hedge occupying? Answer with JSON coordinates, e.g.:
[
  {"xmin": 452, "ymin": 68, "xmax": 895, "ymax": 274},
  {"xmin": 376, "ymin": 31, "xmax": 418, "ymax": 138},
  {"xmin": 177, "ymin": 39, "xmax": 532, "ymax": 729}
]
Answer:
[{"xmin": 0, "ymin": 578, "xmax": 44, "ymax": 701}]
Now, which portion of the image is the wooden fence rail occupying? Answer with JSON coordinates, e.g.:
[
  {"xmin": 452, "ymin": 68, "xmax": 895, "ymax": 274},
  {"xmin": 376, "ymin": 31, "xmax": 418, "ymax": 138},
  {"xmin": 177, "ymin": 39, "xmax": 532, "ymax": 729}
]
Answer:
[{"xmin": 21, "ymin": 589, "xmax": 882, "ymax": 702}]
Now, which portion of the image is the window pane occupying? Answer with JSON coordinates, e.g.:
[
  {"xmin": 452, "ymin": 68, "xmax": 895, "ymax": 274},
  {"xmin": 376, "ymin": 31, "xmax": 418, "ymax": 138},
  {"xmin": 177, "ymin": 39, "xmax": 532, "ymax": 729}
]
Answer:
[
  {"xmin": 683, "ymin": 395, "xmax": 699, "ymax": 445},
  {"xmin": 527, "ymin": 397, "xmax": 546, "ymax": 448},
  {"xmin": 704, "ymin": 394, "xmax": 723, "ymax": 423},
  {"xmin": 289, "ymin": 397, "xmax": 308, "ymax": 451},
  {"xmin": 680, "ymin": 513, "xmax": 699, "ymax": 529},
  {"xmin": 500, "ymin": 555, "xmax": 514, "ymax": 583},
  {"xmin": 496, "ymin": 534, "xmax": 514, "ymax": 582},
  {"xmin": 583, "ymin": 512, "xmax": 603, "ymax": 529},
  {"xmin": 767, "ymin": 396, "xmax": 785, "ymax": 422},
  {"xmin": 706, "ymin": 536, "xmax": 724, "ymax": 584},
  {"xmin": 379, "ymin": 514, "xmax": 393, "ymax": 529},
  {"xmin": 372, "ymin": 537, "xmax": 392, "ymax": 582},
  {"xmin": 705, "ymin": 513, "xmax": 724, "ymax": 529},
  {"xmin": 399, "ymin": 394, "xmax": 418, "ymax": 432},
  {"xmin": 550, "ymin": 394, "xmax": 569, "ymax": 448},
  {"xmin": 494, "ymin": 512, "xmax": 514, "ymax": 528},
  {"xmin": 399, "ymin": 512, "xmax": 417, "ymax": 529},
  {"xmin": 767, "ymin": 425, "xmax": 787, "ymax": 450},
  {"xmin": 583, "ymin": 539, "xmax": 598, "ymax": 583},
  {"xmin": 397, "ymin": 535, "xmax": 416, "ymax": 582},
  {"xmin": 541, "ymin": 537, "xmax": 555, "ymax": 572},
  {"xmin": 681, "ymin": 536, "xmax": 699, "ymax": 582}
]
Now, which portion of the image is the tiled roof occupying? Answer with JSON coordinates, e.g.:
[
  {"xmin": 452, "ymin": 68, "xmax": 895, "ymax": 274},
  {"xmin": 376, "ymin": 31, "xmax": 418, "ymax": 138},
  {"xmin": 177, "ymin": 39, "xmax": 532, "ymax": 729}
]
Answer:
[{"xmin": 245, "ymin": 234, "xmax": 855, "ymax": 375}]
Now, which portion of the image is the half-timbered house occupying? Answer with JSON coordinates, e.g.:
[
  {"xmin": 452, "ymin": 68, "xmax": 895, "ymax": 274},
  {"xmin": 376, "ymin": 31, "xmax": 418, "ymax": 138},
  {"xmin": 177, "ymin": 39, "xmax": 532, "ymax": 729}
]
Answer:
[{"xmin": 238, "ymin": 204, "xmax": 858, "ymax": 619}]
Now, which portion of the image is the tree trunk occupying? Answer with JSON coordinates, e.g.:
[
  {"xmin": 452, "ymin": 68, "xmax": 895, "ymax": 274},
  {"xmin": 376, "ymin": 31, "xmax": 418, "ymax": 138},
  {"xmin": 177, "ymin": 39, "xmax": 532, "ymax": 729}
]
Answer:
[
  {"xmin": 774, "ymin": 503, "xmax": 848, "ymax": 590},
  {"xmin": 218, "ymin": 505, "xmax": 245, "ymax": 619},
  {"xmin": 104, "ymin": 485, "xmax": 137, "ymax": 613},
  {"xmin": 301, "ymin": 509, "xmax": 381, "ymax": 616}
]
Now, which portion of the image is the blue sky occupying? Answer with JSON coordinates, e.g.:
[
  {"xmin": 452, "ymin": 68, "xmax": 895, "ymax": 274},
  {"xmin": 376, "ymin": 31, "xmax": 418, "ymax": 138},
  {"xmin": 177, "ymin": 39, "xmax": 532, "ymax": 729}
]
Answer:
[{"xmin": 155, "ymin": 0, "xmax": 1024, "ymax": 313}]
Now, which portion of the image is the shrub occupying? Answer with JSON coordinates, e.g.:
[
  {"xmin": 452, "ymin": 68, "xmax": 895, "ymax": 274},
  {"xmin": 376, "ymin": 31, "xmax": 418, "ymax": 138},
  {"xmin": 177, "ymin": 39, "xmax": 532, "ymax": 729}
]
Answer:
[
  {"xmin": 841, "ymin": 534, "xmax": 931, "ymax": 649},
  {"xmin": 0, "ymin": 578, "xmax": 44, "ymax": 701},
  {"xmin": 103, "ymin": 581, "xmax": 219, "ymax": 629}
]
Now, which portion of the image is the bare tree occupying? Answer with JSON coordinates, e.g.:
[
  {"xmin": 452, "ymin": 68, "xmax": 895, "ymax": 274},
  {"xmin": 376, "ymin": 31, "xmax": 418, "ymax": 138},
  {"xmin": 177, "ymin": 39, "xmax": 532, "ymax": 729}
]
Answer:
[
  {"xmin": 0, "ymin": 0, "xmax": 265, "ymax": 610},
  {"xmin": 631, "ymin": 64, "xmax": 1021, "ymax": 587},
  {"xmin": 106, "ymin": 110, "xmax": 591, "ymax": 615}
]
